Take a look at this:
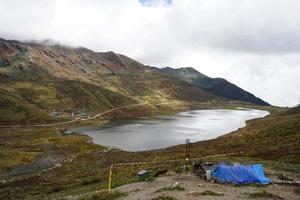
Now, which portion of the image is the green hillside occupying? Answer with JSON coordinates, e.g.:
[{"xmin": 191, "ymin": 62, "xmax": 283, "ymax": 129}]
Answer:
[{"xmin": 0, "ymin": 38, "xmax": 221, "ymax": 125}]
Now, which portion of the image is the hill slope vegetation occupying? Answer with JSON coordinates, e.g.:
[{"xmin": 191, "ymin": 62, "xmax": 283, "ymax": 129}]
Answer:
[{"xmin": 0, "ymin": 38, "xmax": 220, "ymax": 125}]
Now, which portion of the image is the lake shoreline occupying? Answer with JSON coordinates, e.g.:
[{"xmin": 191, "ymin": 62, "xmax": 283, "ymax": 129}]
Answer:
[{"xmin": 67, "ymin": 107, "xmax": 270, "ymax": 152}]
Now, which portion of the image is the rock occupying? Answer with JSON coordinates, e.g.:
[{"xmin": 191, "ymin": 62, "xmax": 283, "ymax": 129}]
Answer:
[
  {"xmin": 172, "ymin": 182, "xmax": 179, "ymax": 188},
  {"xmin": 166, "ymin": 171, "xmax": 176, "ymax": 176},
  {"xmin": 277, "ymin": 174, "xmax": 296, "ymax": 183},
  {"xmin": 55, "ymin": 163, "xmax": 62, "ymax": 168},
  {"xmin": 197, "ymin": 183, "xmax": 203, "ymax": 187}
]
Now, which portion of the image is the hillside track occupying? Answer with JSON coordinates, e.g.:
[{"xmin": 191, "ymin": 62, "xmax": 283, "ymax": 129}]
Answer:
[{"xmin": 0, "ymin": 102, "xmax": 151, "ymax": 128}]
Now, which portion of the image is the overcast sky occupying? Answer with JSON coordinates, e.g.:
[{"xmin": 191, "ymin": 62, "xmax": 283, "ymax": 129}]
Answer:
[{"xmin": 0, "ymin": 0, "xmax": 300, "ymax": 107}]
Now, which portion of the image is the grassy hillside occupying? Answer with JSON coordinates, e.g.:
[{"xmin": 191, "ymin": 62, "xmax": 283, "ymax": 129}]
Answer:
[
  {"xmin": 157, "ymin": 105, "xmax": 300, "ymax": 163},
  {"xmin": 0, "ymin": 38, "xmax": 222, "ymax": 125},
  {"xmin": 160, "ymin": 67, "xmax": 270, "ymax": 106},
  {"xmin": 0, "ymin": 77, "xmax": 139, "ymax": 125}
]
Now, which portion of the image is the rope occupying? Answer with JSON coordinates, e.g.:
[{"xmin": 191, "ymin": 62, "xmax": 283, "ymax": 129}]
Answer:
[
  {"xmin": 107, "ymin": 152, "xmax": 237, "ymax": 191},
  {"xmin": 112, "ymin": 153, "xmax": 236, "ymax": 166}
]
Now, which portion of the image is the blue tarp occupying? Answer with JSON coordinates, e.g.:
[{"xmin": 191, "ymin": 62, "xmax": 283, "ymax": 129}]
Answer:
[{"xmin": 212, "ymin": 164, "xmax": 271, "ymax": 185}]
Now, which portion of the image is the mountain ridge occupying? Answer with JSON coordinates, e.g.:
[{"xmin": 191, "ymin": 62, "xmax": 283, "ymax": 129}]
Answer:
[{"xmin": 160, "ymin": 67, "xmax": 270, "ymax": 106}]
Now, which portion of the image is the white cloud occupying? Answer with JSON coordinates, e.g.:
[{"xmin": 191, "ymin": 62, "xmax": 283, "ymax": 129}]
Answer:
[{"xmin": 0, "ymin": 0, "xmax": 299, "ymax": 106}]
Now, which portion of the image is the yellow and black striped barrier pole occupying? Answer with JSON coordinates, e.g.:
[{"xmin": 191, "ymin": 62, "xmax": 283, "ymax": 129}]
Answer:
[{"xmin": 108, "ymin": 164, "xmax": 113, "ymax": 192}]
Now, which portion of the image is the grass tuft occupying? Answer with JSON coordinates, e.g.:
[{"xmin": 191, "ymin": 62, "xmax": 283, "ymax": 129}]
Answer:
[
  {"xmin": 155, "ymin": 185, "xmax": 185, "ymax": 193},
  {"xmin": 200, "ymin": 190, "xmax": 224, "ymax": 196}
]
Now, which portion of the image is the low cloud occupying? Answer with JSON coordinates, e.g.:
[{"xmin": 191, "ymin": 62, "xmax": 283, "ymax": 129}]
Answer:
[{"xmin": 0, "ymin": 0, "xmax": 299, "ymax": 106}]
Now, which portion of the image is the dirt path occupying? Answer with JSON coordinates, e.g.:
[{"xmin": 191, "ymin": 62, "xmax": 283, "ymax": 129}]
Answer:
[
  {"xmin": 0, "ymin": 102, "xmax": 149, "ymax": 128},
  {"xmin": 115, "ymin": 173, "xmax": 299, "ymax": 200}
]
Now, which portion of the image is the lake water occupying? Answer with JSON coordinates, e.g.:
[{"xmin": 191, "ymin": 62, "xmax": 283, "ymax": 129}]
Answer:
[{"xmin": 69, "ymin": 109, "xmax": 269, "ymax": 151}]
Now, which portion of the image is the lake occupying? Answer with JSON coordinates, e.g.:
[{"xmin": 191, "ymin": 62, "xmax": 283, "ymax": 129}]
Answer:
[{"xmin": 69, "ymin": 109, "xmax": 269, "ymax": 151}]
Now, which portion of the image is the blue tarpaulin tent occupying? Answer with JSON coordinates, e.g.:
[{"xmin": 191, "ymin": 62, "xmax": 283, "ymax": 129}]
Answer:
[{"xmin": 212, "ymin": 164, "xmax": 271, "ymax": 185}]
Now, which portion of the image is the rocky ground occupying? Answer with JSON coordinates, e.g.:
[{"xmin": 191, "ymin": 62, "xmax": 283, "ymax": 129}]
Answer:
[{"xmin": 115, "ymin": 172, "xmax": 299, "ymax": 200}]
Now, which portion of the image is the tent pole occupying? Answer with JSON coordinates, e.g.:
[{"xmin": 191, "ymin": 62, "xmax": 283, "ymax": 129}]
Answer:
[{"xmin": 185, "ymin": 138, "xmax": 191, "ymax": 172}]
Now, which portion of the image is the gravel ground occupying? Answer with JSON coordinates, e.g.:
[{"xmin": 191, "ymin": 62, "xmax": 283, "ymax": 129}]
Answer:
[
  {"xmin": 0, "ymin": 149, "xmax": 67, "ymax": 179},
  {"xmin": 116, "ymin": 173, "xmax": 299, "ymax": 200}
]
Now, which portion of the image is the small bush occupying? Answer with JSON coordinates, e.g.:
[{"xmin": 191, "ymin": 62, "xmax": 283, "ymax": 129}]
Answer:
[
  {"xmin": 79, "ymin": 191, "xmax": 126, "ymax": 200},
  {"xmin": 155, "ymin": 185, "xmax": 185, "ymax": 193},
  {"xmin": 200, "ymin": 190, "xmax": 224, "ymax": 196},
  {"xmin": 152, "ymin": 195, "xmax": 177, "ymax": 200}
]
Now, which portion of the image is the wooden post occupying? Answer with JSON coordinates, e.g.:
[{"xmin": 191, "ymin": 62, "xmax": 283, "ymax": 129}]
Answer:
[{"xmin": 108, "ymin": 164, "xmax": 113, "ymax": 192}]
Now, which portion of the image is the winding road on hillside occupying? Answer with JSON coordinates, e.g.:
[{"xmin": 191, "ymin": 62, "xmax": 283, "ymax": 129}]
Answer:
[
  {"xmin": 0, "ymin": 101, "xmax": 173, "ymax": 128},
  {"xmin": 0, "ymin": 102, "xmax": 148, "ymax": 128}
]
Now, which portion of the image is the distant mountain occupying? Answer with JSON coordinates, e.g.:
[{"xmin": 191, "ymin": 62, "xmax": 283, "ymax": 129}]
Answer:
[
  {"xmin": 160, "ymin": 67, "xmax": 270, "ymax": 106},
  {"xmin": 0, "ymin": 38, "xmax": 220, "ymax": 125}
]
